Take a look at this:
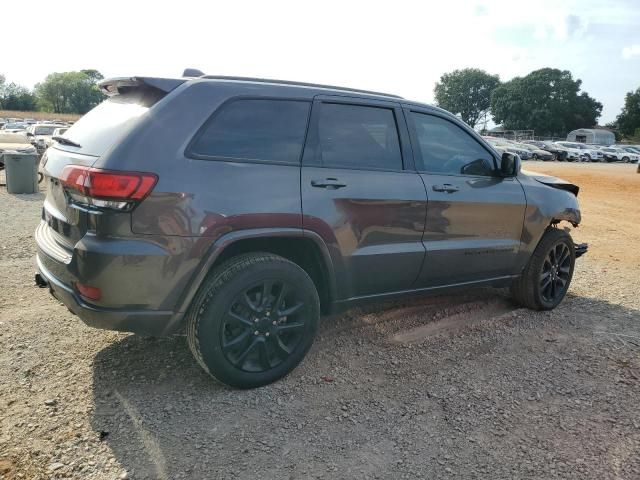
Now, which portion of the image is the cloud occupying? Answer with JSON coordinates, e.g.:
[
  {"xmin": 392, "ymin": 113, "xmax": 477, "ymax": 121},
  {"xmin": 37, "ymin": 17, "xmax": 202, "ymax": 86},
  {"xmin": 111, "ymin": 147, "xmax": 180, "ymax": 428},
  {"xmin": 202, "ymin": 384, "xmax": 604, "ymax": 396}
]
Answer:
[
  {"xmin": 474, "ymin": 4, "xmax": 488, "ymax": 16},
  {"xmin": 565, "ymin": 14, "xmax": 586, "ymax": 38},
  {"xmin": 622, "ymin": 44, "xmax": 640, "ymax": 59}
]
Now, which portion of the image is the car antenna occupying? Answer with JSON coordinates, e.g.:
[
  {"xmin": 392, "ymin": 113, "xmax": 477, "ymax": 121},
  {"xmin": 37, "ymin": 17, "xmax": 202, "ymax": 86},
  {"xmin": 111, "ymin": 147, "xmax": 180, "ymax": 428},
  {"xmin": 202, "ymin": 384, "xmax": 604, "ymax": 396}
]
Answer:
[{"xmin": 183, "ymin": 68, "xmax": 205, "ymax": 77}]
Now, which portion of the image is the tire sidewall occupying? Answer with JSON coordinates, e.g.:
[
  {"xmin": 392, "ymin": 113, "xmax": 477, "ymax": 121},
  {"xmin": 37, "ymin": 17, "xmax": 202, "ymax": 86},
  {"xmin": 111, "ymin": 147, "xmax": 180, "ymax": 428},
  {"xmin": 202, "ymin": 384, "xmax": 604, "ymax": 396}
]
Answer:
[
  {"xmin": 195, "ymin": 260, "xmax": 319, "ymax": 388},
  {"xmin": 532, "ymin": 234, "xmax": 575, "ymax": 309}
]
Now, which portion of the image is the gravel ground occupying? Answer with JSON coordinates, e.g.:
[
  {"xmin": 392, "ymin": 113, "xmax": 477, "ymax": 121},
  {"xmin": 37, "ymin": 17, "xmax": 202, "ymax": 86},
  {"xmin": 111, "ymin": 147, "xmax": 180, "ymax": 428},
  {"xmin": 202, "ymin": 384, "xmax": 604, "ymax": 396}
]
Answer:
[{"xmin": 1, "ymin": 163, "xmax": 639, "ymax": 480}]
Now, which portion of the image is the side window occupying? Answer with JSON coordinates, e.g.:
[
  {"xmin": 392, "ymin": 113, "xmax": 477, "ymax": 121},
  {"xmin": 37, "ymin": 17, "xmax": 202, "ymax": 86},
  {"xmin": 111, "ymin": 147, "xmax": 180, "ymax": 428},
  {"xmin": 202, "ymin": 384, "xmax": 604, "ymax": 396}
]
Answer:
[
  {"xmin": 316, "ymin": 103, "xmax": 402, "ymax": 170},
  {"xmin": 190, "ymin": 99, "xmax": 310, "ymax": 164},
  {"xmin": 409, "ymin": 112, "xmax": 496, "ymax": 176}
]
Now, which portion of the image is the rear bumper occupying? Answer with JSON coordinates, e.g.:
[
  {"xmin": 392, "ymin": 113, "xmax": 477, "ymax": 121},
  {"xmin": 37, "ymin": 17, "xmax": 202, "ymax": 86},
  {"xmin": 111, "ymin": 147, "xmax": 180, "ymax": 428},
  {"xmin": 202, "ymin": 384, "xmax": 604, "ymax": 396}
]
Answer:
[
  {"xmin": 36, "ymin": 255, "xmax": 182, "ymax": 335},
  {"xmin": 36, "ymin": 246, "xmax": 182, "ymax": 336}
]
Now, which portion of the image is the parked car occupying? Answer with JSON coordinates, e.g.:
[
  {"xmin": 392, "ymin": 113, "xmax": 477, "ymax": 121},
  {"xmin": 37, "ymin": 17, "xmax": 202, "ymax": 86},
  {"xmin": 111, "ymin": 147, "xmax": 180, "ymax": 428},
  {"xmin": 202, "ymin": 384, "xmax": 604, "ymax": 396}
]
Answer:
[
  {"xmin": 533, "ymin": 141, "xmax": 569, "ymax": 161},
  {"xmin": 555, "ymin": 142, "xmax": 603, "ymax": 162},
  {"xmin": 484, "ymin": 138, "xmax": 532, "ymax": 160},
  {"xmin": 26, "ymin": 123, "xmax": 66, "ymax": 154},
  {"xmin": 551, "ymin": 142, "xmax": 582, "ymax": 161},
  {"xmin": 46, "ymin": 127, "xmax": 69, "ymax": 148},
  {"xmin": 1, "ymin": 122, "xmax": 27, "ymax": 133},
  {"xmin": 600, "ymin": 147, "xmax": 640, "ymax": 163},
  {"xmin": 619, "ymin": 146, "xmax": 640, "ymax": 161},
  {"xmin": 35, "ymin": 74, "xmax": 586, "ymax": 388},
  {"xmin": 510, "ymin": 142, "xmax": 554, "ymax": 161}
]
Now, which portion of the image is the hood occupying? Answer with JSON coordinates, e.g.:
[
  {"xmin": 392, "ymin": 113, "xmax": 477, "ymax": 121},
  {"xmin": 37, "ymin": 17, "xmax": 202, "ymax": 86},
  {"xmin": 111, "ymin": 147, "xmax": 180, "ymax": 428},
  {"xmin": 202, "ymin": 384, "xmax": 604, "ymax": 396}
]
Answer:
[{"xmin": 521, "ymin": 169, "xmax": 579, "ymax": 196}]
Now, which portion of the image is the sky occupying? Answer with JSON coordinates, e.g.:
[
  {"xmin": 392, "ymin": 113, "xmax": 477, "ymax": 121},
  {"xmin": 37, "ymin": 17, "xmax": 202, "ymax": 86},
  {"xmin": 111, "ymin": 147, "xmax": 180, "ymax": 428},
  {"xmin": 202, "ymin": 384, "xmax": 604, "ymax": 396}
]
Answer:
[{"xmin": 2, "ymin": 0, "xmax": 639, "ymax": 124}]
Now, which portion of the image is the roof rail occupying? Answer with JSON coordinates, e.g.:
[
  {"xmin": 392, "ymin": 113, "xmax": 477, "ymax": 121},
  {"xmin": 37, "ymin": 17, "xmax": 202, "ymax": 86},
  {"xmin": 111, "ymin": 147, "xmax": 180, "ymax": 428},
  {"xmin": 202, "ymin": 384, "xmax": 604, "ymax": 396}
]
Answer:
[{"xmin": 199, "ymin": 75, "xmax": 403, "ymax": 99}]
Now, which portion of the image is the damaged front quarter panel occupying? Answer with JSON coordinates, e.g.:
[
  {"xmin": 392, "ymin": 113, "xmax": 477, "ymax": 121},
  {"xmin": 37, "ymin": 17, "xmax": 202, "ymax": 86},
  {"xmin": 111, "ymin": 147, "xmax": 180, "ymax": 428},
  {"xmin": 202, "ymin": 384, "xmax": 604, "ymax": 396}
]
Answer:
[{"xmin": 514, "ymin": 170, "xmax": 583, "ymax": 268}]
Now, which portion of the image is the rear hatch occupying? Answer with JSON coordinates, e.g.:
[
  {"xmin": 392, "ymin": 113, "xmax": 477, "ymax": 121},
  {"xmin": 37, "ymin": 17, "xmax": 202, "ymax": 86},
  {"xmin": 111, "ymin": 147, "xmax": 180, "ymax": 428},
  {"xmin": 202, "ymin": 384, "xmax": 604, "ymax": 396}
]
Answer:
[{"xmin": 39, "ymin": 77, "xmax": 184, "ymax": 257}]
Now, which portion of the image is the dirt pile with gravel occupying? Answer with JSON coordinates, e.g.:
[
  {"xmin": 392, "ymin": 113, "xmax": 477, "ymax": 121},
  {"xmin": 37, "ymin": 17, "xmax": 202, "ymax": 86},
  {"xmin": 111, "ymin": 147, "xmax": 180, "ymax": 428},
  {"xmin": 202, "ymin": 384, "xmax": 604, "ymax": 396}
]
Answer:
[{"xmin": 1, "ymin": 163, "xmax": 639, "ymax": 479}]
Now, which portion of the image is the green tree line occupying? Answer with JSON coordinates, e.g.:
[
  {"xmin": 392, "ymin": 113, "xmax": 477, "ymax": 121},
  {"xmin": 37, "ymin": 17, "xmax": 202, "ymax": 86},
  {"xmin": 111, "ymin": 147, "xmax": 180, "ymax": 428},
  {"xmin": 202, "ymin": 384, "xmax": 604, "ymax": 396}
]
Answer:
[
  {"xmin": 434, "ymin": 67, "xmax": 639, "ymax": 140},
  {"xmin": 0, "ymin": 69, "xmax": 105, "ymax": 114}
]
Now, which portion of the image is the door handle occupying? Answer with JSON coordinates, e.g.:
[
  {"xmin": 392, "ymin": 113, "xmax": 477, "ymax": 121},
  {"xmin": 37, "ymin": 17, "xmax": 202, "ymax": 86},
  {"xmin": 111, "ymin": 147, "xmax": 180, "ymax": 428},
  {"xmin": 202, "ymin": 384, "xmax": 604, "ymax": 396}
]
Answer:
[
  {"xmin": 432, "ymin": 183, "xmax": 459, "ymax": 193},
  {"xmin": 311, "ymin": 178, "xmax": 347, "ymax": 189}
]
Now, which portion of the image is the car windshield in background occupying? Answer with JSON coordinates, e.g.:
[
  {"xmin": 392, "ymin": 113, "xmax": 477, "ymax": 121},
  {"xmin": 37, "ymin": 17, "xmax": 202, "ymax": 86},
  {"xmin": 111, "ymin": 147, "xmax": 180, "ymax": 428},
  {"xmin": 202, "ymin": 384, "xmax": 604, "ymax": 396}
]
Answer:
[{"xmin": 34, "ymin": 126, "xmax": 57, "ymax": 135}]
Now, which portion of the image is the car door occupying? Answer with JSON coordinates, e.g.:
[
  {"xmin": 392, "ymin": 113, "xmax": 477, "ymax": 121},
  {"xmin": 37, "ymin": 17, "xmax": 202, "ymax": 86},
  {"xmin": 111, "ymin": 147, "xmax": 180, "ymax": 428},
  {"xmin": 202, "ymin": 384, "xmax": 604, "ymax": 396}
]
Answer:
[
  {"xmin": 405, "ymin": 108, "xmax": 527, "ymax": 287},
  {"xmin": 301, "ymin": 96, "xmax": 427, "ymax": 299}
]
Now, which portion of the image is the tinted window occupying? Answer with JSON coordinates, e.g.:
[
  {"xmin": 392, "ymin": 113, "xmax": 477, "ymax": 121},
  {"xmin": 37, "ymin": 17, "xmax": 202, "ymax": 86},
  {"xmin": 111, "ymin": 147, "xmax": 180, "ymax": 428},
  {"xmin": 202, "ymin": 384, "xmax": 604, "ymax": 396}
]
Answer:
[
  {"xmin": 410, "ymin": 112, "xmax": 495, "ymax": 176},
  {"xmin": 191, "ymin": 99, "xmax": 310, "ymax": 163},
  {"xmin": 58, "ymin": 89, "xmax": 165, "ymax": 156},
  {"xmin": 317, "ymin": 103, "xmax": 402, "ymax": 170}
]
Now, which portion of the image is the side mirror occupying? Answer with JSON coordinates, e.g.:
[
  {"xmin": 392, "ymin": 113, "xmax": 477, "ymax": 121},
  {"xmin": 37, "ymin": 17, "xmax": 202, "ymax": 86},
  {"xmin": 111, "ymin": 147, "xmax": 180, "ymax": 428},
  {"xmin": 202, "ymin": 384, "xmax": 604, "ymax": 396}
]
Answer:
[
  {"xmin": 500, "ymin": 152, "xmax": 518, "ymax": 177},
  {"xmin": 26, "ymin": 132, "xmax": 34, "ymax": 137}
]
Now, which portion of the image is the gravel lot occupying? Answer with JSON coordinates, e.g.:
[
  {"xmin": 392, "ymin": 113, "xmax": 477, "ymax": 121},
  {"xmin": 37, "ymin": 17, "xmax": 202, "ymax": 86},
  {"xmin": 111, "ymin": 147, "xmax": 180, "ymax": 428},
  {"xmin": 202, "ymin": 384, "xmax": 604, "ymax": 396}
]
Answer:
[{"xmin": 1, "ymin": 162, "xmax": 639, "ymax": 480}]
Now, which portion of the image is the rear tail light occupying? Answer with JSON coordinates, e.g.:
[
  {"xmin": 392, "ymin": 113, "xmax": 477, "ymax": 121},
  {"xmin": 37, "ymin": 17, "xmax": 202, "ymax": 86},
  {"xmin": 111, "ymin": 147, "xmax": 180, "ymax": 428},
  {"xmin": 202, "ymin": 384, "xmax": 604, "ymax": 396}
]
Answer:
[{"xmin": 60, "ymin": 165, "xmax": 157, "ymax": 211}]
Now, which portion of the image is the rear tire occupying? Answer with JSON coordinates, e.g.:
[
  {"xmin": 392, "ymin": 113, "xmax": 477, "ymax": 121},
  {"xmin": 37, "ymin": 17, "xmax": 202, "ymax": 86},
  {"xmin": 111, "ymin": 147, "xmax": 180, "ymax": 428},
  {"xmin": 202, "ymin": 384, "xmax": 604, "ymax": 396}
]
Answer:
[
  {"xmin": 511, "ymin": 228, "xmax": 575, "ymax": 310},
  {"xmin": 186, "ymin": 253, "xmax": 320, "ymax": 388}
]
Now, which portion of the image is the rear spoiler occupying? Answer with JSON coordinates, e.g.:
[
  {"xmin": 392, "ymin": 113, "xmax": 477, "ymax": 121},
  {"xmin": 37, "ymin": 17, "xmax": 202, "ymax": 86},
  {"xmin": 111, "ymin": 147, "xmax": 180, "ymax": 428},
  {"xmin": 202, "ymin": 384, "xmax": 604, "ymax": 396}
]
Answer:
[{"xmin": 98, "ymin": 77, "xmax": 186, "ymax": 96}]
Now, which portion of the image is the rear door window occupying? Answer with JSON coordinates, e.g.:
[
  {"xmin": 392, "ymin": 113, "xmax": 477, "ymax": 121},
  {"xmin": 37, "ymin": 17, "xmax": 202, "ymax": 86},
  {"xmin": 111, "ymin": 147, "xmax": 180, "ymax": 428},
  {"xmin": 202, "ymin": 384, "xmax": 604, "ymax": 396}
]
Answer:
[
  {"xmin": 189, "ymin": 99, "xmax": 311, "ymax": 164},
  {"xmin": 315, "ymin": 103, "xmax": 402, "ymax": 170}
]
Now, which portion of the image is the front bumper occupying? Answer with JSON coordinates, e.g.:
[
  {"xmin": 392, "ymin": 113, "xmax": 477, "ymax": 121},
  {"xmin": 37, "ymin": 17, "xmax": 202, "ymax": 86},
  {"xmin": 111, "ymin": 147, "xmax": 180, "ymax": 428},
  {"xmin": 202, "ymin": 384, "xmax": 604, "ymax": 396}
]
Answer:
[{"xmin": 36, "ymin": 255, "xmax": 181, "ymax": 335}]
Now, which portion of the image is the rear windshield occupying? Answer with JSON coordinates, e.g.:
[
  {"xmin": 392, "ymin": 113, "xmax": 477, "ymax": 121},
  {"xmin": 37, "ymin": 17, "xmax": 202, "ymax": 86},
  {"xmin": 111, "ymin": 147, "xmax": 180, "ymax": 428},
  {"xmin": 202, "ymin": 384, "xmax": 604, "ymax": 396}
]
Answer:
[{"xmin": 57, "ymin": 88, "xmax": 164, "ymax": 156}]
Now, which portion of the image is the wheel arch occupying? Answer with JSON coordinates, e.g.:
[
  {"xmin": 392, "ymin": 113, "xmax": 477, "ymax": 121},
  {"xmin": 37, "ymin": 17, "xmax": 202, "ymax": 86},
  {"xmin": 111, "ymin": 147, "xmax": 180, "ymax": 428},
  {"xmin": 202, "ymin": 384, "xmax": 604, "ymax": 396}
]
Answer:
[{"xmin": 176, "ymin": 229, "xmax": 337, "ymax": 318}]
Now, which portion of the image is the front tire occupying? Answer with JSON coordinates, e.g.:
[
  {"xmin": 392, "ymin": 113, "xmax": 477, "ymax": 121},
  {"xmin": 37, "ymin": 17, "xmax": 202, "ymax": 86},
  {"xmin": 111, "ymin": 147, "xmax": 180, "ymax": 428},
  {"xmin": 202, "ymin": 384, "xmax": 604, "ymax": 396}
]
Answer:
[
  {"xmin": 186, "ymin": 253, "xmax": 320, "ymax": 388},
  {"xmin": 511, "ymin": 228, "xmax": 575, "ymax": 310}
]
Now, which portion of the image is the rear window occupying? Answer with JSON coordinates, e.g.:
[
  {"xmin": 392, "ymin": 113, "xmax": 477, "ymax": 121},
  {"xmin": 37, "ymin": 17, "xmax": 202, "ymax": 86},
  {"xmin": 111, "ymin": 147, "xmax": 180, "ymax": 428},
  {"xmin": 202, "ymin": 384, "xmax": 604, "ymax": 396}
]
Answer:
[
  {"xmin": 189, "ymin": 99, "xmax": 310, "ymax": 164},
  {"xmin": 57, "ymin": 89, "xmax": 164, "ymax": 156}
]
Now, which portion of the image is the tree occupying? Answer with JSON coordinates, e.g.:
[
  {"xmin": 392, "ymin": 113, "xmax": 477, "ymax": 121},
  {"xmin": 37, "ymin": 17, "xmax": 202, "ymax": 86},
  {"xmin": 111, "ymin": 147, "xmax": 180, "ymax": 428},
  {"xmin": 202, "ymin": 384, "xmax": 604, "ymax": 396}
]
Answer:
[
  {"xmin": 614, "ymin": 87, "xmax": 640, "ymax": 137},
  {"xmin": 0, "ymin": 75, "xmax": 37, "ymax": 111},
  {"xmin": 434, "ymin": 69, "xmax": 501, "ymax": 128},
  {"xmin": 491, "ymin": 68, "xmax": 602, "ymax": 137},
  {"xmin": 35, "ymin": 70, "xmax": 105, "ymax": 114}
]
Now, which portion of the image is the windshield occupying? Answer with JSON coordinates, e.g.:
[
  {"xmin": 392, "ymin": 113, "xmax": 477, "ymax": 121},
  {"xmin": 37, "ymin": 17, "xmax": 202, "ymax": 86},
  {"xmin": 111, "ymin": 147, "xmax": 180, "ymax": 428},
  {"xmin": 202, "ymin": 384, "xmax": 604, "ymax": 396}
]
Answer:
[{"xmin": 34, "ymin": 126, "xmax": 57, "ymax": 135}]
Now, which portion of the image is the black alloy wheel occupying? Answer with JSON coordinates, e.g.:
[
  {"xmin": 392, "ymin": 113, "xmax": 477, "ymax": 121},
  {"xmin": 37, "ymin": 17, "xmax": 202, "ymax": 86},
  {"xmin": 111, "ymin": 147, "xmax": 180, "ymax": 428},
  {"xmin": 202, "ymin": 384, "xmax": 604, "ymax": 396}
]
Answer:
[
  {"xmin": 222, "ymin": 280, "xmax": 306, "ymax": 373},
  {"xmin": 539, "ymin": 242, "xmax": 572, "ymax": 304}
]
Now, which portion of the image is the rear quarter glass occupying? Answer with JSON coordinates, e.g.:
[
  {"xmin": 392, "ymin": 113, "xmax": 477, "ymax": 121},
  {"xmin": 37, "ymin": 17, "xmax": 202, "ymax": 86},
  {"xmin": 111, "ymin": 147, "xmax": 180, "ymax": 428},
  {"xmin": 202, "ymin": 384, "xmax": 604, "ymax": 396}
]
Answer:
[{"xmin": 54, "ymin": 89, "xmax": 165, "ymax": 157}]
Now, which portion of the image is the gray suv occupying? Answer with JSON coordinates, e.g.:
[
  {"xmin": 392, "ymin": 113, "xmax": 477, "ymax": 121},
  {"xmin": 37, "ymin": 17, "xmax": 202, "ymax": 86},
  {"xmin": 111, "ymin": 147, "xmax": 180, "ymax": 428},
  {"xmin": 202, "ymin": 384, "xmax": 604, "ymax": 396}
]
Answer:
[{"xmin": 35, "ymin": 74, "xmax": 586, "ymax": 388}]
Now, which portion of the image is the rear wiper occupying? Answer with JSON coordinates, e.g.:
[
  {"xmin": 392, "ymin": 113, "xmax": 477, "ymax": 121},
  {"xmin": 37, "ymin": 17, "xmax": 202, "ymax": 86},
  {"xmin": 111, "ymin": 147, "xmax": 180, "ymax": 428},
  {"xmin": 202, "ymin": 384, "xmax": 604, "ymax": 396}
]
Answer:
[{"xmin": 52, "ymin": 136, "xmax": 81, "ymax": 148}]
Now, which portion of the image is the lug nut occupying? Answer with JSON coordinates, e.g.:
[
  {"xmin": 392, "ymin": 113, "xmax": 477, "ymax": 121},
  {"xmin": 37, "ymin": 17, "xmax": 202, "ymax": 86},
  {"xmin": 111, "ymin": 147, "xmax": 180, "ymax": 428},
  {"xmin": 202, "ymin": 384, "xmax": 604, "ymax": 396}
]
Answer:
[
  {"xmin": 254, "ymin": 330, "xmax": 259, "ymax": 336},
  {"xmin": 265, "ymin": 332, "xmax": 270, "ymax": 337}
]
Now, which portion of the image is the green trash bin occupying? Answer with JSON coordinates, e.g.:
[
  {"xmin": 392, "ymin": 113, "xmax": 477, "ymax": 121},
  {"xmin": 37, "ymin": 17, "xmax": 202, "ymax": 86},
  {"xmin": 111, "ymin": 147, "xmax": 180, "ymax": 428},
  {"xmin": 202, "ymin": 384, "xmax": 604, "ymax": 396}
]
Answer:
[{"xmin": 3, "ymin": 152, "xmax": 39, "ymax": 194}]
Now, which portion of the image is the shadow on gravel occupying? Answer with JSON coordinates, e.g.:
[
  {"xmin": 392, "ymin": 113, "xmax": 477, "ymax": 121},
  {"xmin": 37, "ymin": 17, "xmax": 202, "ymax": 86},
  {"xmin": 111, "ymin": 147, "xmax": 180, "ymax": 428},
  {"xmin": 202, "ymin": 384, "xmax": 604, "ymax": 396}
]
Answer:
[{"xmin": 90, "ymin": 290, "xmax": 640, "ymax": 480}]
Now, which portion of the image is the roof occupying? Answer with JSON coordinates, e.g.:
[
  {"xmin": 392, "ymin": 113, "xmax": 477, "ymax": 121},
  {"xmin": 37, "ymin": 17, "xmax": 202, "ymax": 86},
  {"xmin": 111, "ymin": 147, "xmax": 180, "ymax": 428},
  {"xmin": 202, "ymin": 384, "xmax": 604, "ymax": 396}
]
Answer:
[
  {"xmin": 568, "ymin": 128, "xmax": 614, "ymax": 134},
  {"xmin": 198, "ymin": 75, "xmax": 404, "ymax": 100}
]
